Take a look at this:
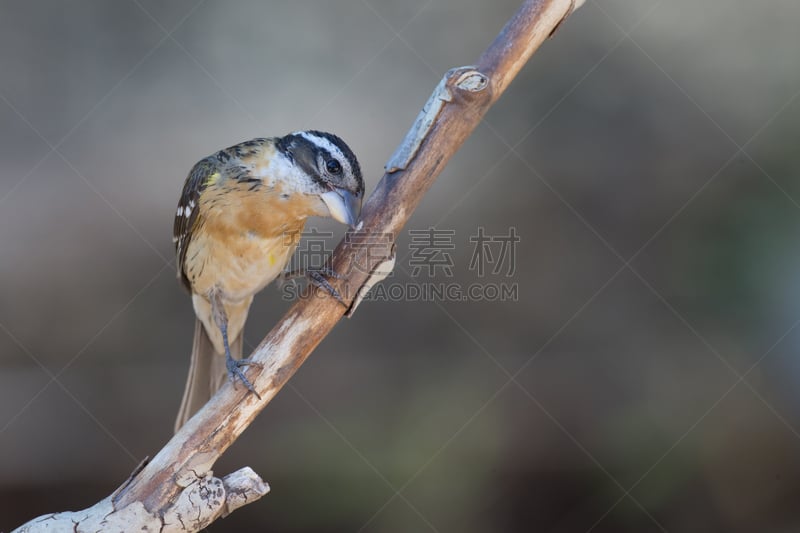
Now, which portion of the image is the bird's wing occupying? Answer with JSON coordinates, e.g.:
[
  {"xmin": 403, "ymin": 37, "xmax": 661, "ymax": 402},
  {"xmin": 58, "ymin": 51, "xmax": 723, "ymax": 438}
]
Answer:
[{"xmin": 173, "ymin": 158, "xmax": 217, "ymax": 291}]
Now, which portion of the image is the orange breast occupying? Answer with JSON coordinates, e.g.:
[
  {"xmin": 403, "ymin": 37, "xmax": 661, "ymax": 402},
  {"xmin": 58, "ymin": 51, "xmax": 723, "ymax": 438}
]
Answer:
[{"xmin": 184, "ymin": 182, "xmax": 326, "ymax": 302}]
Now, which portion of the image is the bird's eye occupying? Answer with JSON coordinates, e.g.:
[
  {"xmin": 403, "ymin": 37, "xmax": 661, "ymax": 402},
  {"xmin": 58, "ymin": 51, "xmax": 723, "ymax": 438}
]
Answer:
[{"xmin": 326, "ymin": 159, "xmax": 342, "ymax": 174}]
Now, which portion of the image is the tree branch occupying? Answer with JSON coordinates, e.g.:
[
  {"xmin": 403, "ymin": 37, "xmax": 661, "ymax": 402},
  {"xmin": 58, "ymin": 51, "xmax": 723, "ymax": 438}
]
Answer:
[{"xmin": 13, "ymin": 0, "xmax": 583, "ymax": 530}]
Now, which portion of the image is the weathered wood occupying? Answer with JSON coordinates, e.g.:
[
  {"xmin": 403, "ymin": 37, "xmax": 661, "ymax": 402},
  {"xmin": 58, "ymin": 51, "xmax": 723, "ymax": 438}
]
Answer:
[{"xmin": 13, "ymin": 1, "xmax": 582, "ymax": 530}]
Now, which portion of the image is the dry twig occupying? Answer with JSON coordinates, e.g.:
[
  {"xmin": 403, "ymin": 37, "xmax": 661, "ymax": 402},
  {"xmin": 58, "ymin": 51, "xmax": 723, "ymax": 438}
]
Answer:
[{"xmin": 14, "ymin": 0, "xmax": 583, "ymax": 530}]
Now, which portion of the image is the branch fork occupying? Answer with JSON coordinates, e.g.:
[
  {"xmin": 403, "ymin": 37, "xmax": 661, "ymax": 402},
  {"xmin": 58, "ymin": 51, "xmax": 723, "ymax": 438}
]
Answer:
[{"xmin": 15, "ymin": 467, "xmax": 268, "ymax": 532}]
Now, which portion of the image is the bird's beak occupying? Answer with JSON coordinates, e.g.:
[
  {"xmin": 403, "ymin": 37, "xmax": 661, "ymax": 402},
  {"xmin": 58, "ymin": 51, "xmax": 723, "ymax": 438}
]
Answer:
[{"xmin": 321, "ymin": 188, "xmax": 362, "ymax": 228}]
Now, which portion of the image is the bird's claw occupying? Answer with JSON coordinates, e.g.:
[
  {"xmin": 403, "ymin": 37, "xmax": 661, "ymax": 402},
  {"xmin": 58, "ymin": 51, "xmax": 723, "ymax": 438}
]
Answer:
[
  {"xmin": 307, "ymin": 269, "xmax": 344, "ymax": 304},
  {"xmin": 312, "ymin": 265, "xmax": 343, "ymax": 280},
  {"xmin": 283, "ymin": 265, "xmax": 346, "ymax": 304},
  {"xmin": 282, "ymin": 264, "xmax": 343, "ymax": 281},
  {"xmin": 226, "ymin": 357, "xmax": 263, "ymax": 400}
]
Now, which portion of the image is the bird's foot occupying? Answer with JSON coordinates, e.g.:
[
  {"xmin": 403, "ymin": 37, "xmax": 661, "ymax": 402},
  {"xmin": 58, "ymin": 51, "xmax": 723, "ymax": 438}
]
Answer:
[
  {"xmin": 306, "ymin": 268, "xmax": 344, "ymax": 303},
  {"xmin": 283, "ymin": 266, "xmax": 345, "ymax": 304},
  {"xmin": 226, "ymin": 356, "xmax": 263, "ymax": 400}
]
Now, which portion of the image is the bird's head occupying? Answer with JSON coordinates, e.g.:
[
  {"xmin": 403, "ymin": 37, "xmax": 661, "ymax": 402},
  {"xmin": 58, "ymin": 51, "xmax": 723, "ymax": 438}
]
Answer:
[{"xmin": 272, "ymin": 130, "xmax": 364, "ymax": 227}]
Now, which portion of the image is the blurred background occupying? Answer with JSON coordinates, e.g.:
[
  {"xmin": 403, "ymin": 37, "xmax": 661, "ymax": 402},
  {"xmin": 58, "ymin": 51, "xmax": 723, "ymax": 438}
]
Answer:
[{"xmin": 1, "ymin": 0, "xmax": 799, "ymax": 531}]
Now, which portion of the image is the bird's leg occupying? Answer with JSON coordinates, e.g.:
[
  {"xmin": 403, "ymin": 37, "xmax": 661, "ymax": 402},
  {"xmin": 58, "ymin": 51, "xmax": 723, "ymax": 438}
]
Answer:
[
  {"xmin": 281, "ymin": 264, "xmax": 345, "ymax": 304},
  {"xmin": 210, "ymin": 290, "xmax": 262, "ymax": 400}
]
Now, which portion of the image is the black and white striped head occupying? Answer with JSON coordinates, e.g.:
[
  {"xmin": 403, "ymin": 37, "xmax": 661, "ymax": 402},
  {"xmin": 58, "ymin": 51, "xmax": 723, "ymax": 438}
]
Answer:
[{"xmin": 274, "ymin": 130, "xmax": 364, "ymax": 227}]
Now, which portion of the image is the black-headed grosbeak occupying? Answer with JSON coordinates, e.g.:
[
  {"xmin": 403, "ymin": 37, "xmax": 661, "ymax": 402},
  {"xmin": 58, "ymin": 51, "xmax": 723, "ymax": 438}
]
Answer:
[{"xmin": 173, "ymin": 131, "xmax": 363, "ymax": 431}]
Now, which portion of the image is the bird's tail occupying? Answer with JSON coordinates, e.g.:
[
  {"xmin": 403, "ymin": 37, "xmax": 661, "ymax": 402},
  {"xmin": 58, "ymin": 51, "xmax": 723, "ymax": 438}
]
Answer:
[{"xmin": 174, "ymin": 318, "xmax": 243, "ymax": 432}]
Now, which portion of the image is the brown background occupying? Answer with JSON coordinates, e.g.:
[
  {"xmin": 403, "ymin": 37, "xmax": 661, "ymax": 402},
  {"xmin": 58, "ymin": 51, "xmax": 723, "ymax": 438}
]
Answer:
[{"xmin": 1, "ymin": 0, "xmax": 799, "ymax": 531}]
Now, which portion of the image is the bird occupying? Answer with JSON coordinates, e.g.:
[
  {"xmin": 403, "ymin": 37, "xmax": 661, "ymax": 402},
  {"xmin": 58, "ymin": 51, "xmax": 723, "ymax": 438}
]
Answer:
[{"xmin": 172, "ymin": 131, "xmax": 364, "ymax": 431}]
